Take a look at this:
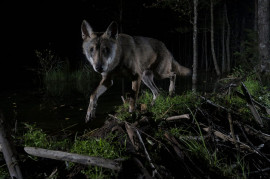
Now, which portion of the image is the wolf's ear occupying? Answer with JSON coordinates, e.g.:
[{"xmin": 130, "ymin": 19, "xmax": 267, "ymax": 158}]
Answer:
[
  {"xmin": 105, "ymin": 21, "xmax": 118, "ymax": 39},
  {"xmin": 81, "ymin": 20, "xmax": 93, "ymax": 40}
]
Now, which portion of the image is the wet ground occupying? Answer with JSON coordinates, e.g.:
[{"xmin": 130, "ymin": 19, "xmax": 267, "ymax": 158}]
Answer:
[{"xmin": 0, "ymin": 71, "xmax": 217, "ymax": 133}]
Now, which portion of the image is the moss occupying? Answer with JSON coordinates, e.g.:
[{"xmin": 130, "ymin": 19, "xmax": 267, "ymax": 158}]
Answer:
[
  {"xmin": 70, "ymin": 133, "xmax": 126, "ymax": 178},
  {"xmin": 0, "ymin": 164, "xmax": 9, "ymax": 179},
  {"xmin": 139, "ymin": 91, "xmax": 200, "ymax": 121}
]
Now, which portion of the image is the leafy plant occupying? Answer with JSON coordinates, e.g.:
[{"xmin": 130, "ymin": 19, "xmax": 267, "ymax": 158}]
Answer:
[
  {"xmin": 70, "ymin": 133, "xmax": 126, "ymax": 178},
  {"xmin": 23, "ymin": 123, "xmax": 50, "ymax": 148}
]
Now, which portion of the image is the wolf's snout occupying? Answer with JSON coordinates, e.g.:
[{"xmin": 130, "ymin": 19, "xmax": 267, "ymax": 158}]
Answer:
[{"xmin": 95, "ymin": 64, "xmax": 103, "ymax": 73}]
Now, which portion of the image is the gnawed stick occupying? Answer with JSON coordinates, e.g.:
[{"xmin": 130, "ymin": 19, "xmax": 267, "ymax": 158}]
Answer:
[
  {"xmin": 166, "ymin": 114, "xmax": 190, "ymax": 121},
  {"xmin": 24, "ymin": 147, "xmax": 121, "ymax": 171},
  {"xmin": 135, "ymin": 129, "xmax": 162, "ymax": 178}
]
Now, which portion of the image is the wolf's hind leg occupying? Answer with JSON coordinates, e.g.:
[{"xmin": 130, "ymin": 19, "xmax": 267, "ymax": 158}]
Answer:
[
  {"xmin": 129, "ymin": 77, "xmax": 141, "ymax": 112},
  {"xmin": 169, "ymin": 73, "xmax": 176, "ymax": 96},
  {"xmin": 142, "ymin": 70, "xmax": 159, "ymax": 105},
  {"xmin": 159, "ymin": 72, "xmax": 176, "ymax": 96}
]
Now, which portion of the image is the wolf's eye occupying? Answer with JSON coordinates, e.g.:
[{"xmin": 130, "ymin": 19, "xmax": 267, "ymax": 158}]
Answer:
[
  {"xmin": 89, "ymin": 47, "xmax": 94, "ymax": 53},
  {"xmin": 102, "ymin": 47, "xmax": 109, "ymax": 54}
]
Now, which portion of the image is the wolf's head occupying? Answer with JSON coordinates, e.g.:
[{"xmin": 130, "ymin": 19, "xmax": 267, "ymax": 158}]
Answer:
[{"xmin": 81, "ymin": 20, "xmax": 118, "ymax": 74}]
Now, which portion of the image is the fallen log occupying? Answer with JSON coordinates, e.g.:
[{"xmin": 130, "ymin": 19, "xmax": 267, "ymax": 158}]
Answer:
[
  {"xmin": 24, "ymin": 147, "xmax": 121, "ymax": 171},
  {"xmin": 0, "ymin": 112, "xmax": 23, "ymax": 179}
]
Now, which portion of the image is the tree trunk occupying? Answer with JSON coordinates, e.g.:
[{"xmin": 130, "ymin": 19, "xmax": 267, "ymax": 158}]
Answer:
[
  {"xmin": 221, "ymin": 3, "xmax": 226, "ymax": 74},
  {"xmin": 225, "ymin": 1, "xmax": 231, "ymax": 72},
  {"xmin": 210, "ymin": 0, "xmax": 221, "ymax": 76},
  {"xmin": 254, "ymin": 0, "xmax": 258, "ymax": 31},
  {"xmin": 205, "ymin": 17, "xmax": 208, "ymax": 71},
  {"xmin": 192, "ymin": 0, "xmax": 198, "ymax": 91},
  {"xmin": 258, "ymin": 0, "xmax": 270, "ymax": 72}
]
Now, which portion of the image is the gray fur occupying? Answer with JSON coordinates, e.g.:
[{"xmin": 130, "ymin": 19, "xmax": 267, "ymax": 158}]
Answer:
[{"xmin": 81, "ymin": 20, "xmax": 191, "ymax": 123}]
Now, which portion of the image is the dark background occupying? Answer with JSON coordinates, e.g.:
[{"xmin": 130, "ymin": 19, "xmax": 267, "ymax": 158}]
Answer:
[
  {"xmin": 1, "ymin": 0, "xmax": 181, "ymax": 91},
  {"xmin": 1, "ymin": 0, "xmax": 253, "ymax": 91}
]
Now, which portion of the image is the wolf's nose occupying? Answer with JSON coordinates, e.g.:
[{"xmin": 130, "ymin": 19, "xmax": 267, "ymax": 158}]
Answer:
[{"xmin": 96, "ymin": 64, "xmax": 103, "ymax": 72}]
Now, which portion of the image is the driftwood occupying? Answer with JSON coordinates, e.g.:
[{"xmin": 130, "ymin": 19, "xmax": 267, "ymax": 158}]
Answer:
[
  {"xmin": 24, "ymin": 147, "xmax": 121, "ymax": 171},
  {"xmin": 0, "ymin": 112, "xmax": 23, "ymax": 179},
  {"xmin": 166, "ymin": 114, "xmax": 190, "ymax": 121},
  {"xmin": 241, "ymin": 82, "xmax": 264, "ymax": 127}
]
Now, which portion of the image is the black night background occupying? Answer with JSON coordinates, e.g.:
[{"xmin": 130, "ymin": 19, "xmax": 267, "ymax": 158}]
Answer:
[{"xmin": 1, "ymin": 0, "xmax": 270, "ymax": 179}]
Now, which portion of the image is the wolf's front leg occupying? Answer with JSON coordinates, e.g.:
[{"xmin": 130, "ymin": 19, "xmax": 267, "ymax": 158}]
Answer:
[{"xmin": 85, "ymin": 77, "xmax": 113, "ymax": 123}]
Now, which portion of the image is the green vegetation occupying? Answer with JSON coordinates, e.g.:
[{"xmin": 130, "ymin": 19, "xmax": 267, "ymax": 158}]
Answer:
[
  {"xmin": 35, "ymin": 49, "xmax": 99, "ymax": 97},
  {"xmin": 70, "ymin": 133, "xmax": 126, "ymax": 178},
  {"xmin": 138, "ymin": 90, "xmax": 200, "ymax": 121},
  {"xmin": 22, "ymin": 123, "xmax": 126, "ymax": 178},
  {"xmin": 23, "ymin": 123, "xmax": 71, "ymax": 151},
  {"xmin": 0, "ymin": 164, "xmax": 9, "ymax": 179}
]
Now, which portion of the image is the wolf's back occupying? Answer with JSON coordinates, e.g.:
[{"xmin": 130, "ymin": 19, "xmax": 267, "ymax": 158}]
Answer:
[{"xmin": 172, "ymin": 59, "xmax": 192, "ymax": 76}]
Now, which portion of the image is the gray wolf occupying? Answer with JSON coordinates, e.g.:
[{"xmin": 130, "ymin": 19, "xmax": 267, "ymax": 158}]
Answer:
[{"xmin": 81, "ymin": 20, "xmax": 191, "ymax": 123}]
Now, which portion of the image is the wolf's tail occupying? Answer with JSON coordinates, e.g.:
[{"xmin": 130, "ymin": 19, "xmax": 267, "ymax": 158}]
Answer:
[{"xmin": 172, "ymin": 59, "xmax": 192, "ymax": 76}]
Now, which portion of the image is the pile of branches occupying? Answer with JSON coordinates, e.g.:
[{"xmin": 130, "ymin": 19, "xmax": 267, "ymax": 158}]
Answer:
[{"xmin": 89, "ymin": 79, "xmax": 270, "ymax": 178}]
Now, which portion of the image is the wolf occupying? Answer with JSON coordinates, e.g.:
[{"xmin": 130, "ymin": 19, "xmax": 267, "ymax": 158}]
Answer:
[{"xmin": 81, "ymin": 20, "xmax": 191, "ymax": 123}]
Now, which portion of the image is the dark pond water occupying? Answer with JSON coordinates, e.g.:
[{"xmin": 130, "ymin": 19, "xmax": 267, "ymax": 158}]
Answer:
[{"xmin": 0, "ymin": 71, "xmax": 218, "ymax": 134}]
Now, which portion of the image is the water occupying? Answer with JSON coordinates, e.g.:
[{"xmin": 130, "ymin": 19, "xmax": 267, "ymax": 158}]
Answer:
[{"xmin": 0, "ymin": 71, "xmax": 218, "ymax": 133}]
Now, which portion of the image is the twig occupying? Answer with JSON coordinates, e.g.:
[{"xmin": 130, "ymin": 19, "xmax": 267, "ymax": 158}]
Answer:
[
  {"xmin": 249, "ymin": 167, "xmax": 270, "ymax": 175},
  {"xmin": 135, "ymin": 129, "xmax": 162, "ymax": 178},
  {"xmin": 166, "ymin": 114, "xmax": 190, "ymax": 121},
  {"xmin": 160, "ymin": 104, "xmax": 174, "ymax": 119},
  {"xmin": 237, "ymin": 124, "xmax": 270, "ymax": 164},
  {"xmin": 202, "ymin": 126, "xmax": 256, "ymax": 153},
  {"xmin": 121, "ymin": 96, "xmax": 126, "ymax": 104},
  {"xmin": 241, "ymin": 82, "xmax": 263, "ymax": 127},
  {"xmin": 242, "ymin": 124, "xmax": 270, "ymax": 141},
  {"xmin": 236, "ymin": 91, "xmax": 270, "ymax": 115},
  {"xmin": 227, "ymin": 87, "xmax": 240, "ymax": 150}
]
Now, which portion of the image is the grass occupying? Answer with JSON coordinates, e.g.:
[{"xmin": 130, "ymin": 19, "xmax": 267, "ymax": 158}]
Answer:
[
  {"xmin": 22, "ymin": 123, "xmax": 126, "ymax": 178},
  {"xmin": 35, "ymin": 49, "xmax": 99, "ymax": 97},
  {"xmin": 138, "ymin": 90, "xmax": 200, "ymax": 121},
  {"xmin": 70, "ymin": 133, "xmax": 126, "ymax": 178}
]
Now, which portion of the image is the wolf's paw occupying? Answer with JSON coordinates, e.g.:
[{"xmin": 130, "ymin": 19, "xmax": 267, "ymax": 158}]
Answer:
[{"xmin": 85, "ymin": 108, "xmax": 96, "ymax": 123}]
